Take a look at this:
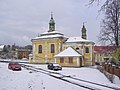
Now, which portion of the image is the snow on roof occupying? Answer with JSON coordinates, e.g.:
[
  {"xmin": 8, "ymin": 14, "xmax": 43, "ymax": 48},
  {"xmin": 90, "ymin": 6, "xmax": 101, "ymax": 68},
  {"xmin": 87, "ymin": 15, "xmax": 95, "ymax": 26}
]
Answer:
[
  {"xmin": 0, "ymin": 45, "xmax": 5, "ymax": 50},
  {"xmin": 33, "ymin": 34, "xmax": 66, "ymax": 40},
  {"xmin": 32, "ymin": 30, "xmax": 67, "ymax": 40},
  {"xmin": 94, "ymin": 46, "xmax": 116, "ymax": 53},
  {"xmin": 66, "ymin": 37, "xmax": 94, "ymax": 43},
  {"xmin": 54, "ymin": 47, "xmax": 82, "ymax": 58},
  {"xmin": 41, "ymin": 31, "xmax": 64, "ymax": 35}
]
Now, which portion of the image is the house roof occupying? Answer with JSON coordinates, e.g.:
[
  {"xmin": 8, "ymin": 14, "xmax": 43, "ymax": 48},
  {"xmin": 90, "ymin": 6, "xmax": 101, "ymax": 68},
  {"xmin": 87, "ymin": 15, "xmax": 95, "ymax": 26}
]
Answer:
[
  {"xmin": 66, "ymin": 37, "xmax": 94, "ymax": 44},
  {"xmin": 94, "ymin": 46, "xmax": 116, "ymax": 53},
  {"xmin": 54, "ymin": 47, "xmax": 82, "ymax": 58}
]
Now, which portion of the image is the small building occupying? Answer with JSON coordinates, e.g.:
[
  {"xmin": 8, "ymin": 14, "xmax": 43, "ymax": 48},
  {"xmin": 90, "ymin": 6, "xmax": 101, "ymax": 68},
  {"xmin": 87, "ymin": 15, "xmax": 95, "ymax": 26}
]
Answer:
[
  {"xmin": 54, "ymin": 47, "xmax": 82, "ymax": 67},
  {"xmin": 15, "ymin": 49, "xmax": 31, "ymax": 59},
  {"xmin": 94, "ymin": 46, "xmax": 116, "ymax": 63}
]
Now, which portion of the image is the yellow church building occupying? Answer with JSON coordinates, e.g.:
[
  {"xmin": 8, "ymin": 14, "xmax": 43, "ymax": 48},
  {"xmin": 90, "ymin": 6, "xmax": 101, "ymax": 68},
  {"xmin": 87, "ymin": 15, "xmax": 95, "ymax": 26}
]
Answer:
[
  {"xmin": 30, "ymin": 14, "xmax": 95, "ymax": 67},
  {"xmin": 30, "ymin": 13, "xmax": 67, "ymax": 64}
]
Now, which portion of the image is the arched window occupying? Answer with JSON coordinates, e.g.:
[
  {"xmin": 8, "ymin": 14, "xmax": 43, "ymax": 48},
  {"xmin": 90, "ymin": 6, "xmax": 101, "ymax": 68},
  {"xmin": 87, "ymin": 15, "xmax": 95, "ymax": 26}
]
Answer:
[
  {"xmin": 51, "ymin": 44, "xmax": 55, "ymax": 53},
  {"xmin": 85, "ymin": 47, "xmax": 89, "ymax": 53},
  {"xmin": 38, "ymin": 45, "xmax": 42, "ymax": 53}
]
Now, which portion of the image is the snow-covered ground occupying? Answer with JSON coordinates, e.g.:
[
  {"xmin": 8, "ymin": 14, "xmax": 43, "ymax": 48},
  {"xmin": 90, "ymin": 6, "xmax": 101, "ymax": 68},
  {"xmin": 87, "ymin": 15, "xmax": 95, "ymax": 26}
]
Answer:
[{"xmin": 0, "ymin": 60, "xmax": 120, "ymax": 90}]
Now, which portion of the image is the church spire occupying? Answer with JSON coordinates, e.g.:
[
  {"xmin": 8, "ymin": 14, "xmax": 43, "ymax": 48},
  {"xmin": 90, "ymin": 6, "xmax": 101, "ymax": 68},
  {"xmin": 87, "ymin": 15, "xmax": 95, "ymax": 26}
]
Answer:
[
  {"xmin": 51, "ymin": 12, "xmax": 53, "ymax": 19},
  {"xmin": 48, "ymin": 12, "xmax": 55, "ymax": 32},
  {"xmin": 81, "ymin": 23, "xmax": 87, "ymax": 39}
]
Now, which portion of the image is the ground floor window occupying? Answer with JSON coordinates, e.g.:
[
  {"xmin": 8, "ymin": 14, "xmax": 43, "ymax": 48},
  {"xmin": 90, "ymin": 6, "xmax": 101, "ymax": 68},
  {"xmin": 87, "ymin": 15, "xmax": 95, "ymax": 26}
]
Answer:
[
  {"xmin": 69, "ymin": 57, "xmax": 73, "ymax": 63},
  {"xmin": 51, "ymin": 44, "xmax": 55, "ymax": 53},
  {"xmin": 60, "ymin": 58, "xmax": 64, "ymax": 63},
  {"xmin": 38, "ymin": 45, "xmax": 42, "ymax": 53}
]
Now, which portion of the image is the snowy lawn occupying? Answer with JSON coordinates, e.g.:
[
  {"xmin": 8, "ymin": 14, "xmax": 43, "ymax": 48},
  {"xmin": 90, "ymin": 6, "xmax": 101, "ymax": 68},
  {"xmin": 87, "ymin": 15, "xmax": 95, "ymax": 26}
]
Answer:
[{"xmin": 0, "ymin": 62, "xmax": 120, "ymax": 90}]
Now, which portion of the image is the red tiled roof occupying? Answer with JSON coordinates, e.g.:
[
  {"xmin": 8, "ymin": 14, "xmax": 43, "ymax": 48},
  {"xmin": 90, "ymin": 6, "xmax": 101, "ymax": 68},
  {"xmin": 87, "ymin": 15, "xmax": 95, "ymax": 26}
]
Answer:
[{"xmin": 94, "ymin": 46, "xmax": 116, "ymax": 53}]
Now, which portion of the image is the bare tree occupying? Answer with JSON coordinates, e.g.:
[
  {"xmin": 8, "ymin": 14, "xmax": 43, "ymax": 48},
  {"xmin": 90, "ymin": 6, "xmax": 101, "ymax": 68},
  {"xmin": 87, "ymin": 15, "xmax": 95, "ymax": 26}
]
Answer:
[
  {"xmin": 99, "ymin": 0, "xmax": 120, "ymax": 47},
  {"xmin": 88, "ymin": 0, "xmax": 100, "ymax": 5},
  {"xmin": 89, "ymin": 0, "xmax": 113, "ymax": 7},
  {"xmin": 89, "ymin": 0, "xmax": 120, "ymax": 47}
]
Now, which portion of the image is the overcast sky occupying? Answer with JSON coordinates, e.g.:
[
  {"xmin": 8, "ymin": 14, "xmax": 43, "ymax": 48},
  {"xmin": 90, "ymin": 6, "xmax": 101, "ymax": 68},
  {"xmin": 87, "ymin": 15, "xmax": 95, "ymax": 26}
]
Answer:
[{"xmin": 0, "ymin": 0, "xmax": 103, "ymax": 46}]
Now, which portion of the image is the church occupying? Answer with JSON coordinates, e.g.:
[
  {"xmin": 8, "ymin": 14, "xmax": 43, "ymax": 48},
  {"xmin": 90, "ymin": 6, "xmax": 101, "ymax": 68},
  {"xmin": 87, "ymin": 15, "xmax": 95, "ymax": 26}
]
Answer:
[{"xmin": 29, "ymin": 13, "xmax": 95, "ymax": 67}]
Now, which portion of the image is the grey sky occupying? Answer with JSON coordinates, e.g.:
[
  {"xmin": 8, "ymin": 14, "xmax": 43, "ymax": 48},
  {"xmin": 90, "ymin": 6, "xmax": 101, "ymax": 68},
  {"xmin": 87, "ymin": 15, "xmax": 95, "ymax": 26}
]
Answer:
[{"xmin": 0, "ymin": 0, "xmax": 103, "ymax": 46}]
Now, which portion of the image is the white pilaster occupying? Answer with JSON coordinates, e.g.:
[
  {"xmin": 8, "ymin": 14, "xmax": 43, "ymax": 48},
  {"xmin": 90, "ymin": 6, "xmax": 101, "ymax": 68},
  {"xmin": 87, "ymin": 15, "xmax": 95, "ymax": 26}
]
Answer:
[
  {"xmin": 55, "ymin": 58, "xmax": 56, "ymax": 63},
  {"xmin": 33, "ymin": 42, "xmax": 35, "ymax": 62},
  {"xmin": 76, "ymin": 57, "xmax": 80, "ymax": 66},
  {"xmin": 45, "ymin": 41, "xmax": 48, "ymax": 63}
]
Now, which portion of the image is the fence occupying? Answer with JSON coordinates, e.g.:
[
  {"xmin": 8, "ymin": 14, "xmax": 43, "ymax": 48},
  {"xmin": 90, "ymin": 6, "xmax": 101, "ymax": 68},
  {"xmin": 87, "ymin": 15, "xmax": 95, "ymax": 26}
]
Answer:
[{"xmin": 99, "ymin": 63, "xmax": 120, "ymax": 78}]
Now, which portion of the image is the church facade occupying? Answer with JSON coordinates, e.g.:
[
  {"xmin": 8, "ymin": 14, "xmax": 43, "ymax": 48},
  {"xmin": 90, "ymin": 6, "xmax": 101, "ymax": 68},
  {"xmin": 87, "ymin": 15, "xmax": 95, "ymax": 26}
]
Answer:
[
  {"xmin": 30, "ymin": 14, "xmax": 67, "ymax": 64},
  {"xmin": 30, "ymin": 14, "xmax": 95, "ymax": 67}
]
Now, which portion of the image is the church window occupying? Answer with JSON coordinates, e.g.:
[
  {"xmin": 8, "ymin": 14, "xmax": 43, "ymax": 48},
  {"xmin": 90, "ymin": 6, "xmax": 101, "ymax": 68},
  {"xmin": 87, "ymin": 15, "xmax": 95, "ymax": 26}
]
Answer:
[
  {"xmin": 51, "ymin": 44, "xmax": 55, "ymax": 53},
  {"xmin": 38, "ymin": 45, "xmax": 42, "ymax": 53},
  {"xmin": 85, "ymin": 47, "xmax": 89, "ymax": 53},
  {"xmin": 60, "ymin": 58, "xmax": 64, "ymax": 63},
  {"xmin": 69, "ymin": 57, "xmax": 73, "ymax": 63}
]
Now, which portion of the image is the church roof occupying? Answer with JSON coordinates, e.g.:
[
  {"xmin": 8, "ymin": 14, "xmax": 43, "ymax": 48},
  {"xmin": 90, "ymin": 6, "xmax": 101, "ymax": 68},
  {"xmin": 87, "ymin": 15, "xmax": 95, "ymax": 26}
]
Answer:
[
  {"xmin": 66, "ymin": 37, "xmax": 94, "ymax": 44},
  {"xmin": 41, "ymin": 31, "xmax": 64, "ymax": 36},
  {"xmin": 32, "ymin": 31, "xmax": 67, "ymax": 40},
  {"xmin": 54, "ymin": 47, "xmax": 82, "ymax": 58},
  {"xmin": 33, "ymin": 34, "xmax": 65, "ymax": 39}
]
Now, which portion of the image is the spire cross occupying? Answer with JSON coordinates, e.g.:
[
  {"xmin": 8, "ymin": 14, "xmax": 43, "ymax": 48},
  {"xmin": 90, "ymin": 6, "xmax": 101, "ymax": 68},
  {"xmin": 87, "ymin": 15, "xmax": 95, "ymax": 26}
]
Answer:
[
  {"xmin": 83, "ymin": 21, "xmax": 87, "ymax": 26},
  {"xmin": 51, "ymin": 12, "xmax": 53, "ymax": 19}
]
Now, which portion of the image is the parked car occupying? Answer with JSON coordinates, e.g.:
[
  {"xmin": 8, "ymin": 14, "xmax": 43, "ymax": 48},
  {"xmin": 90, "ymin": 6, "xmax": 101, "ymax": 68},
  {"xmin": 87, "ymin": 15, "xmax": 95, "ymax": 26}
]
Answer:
[
  {"xmin": 47, "ymin": 63, "xmax": 62, "ymax": 71},
  {"xmin": 8, "ymin": 62, "xmax": 21, "ymax": 71}
]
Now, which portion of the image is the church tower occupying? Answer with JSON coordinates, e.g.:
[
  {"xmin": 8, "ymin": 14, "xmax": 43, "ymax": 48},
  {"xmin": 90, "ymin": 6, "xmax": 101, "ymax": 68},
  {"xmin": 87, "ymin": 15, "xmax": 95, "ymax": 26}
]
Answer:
[
  {"xmin": 81, "ymin": 23, "xmax": 87, "ymax": 39},
  {"xmin": 48, "ymin": 12, "xmax": 55, "ymax": 32}
]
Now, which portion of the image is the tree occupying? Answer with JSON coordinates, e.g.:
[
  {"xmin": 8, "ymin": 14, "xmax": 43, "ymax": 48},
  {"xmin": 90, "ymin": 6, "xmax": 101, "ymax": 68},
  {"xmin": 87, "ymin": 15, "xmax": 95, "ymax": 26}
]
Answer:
[
  {"xmin": 3, "ymin": 45, "xmax": 10, "ymax": 53},
  {"xmin": 89, "ymin": 0, "xmax": 120, "ymax": 47},
  {"xmin": 112, "ymin": 48, "xmax": 120, "ymax": 66},
  {"xmin": 89, "ymin": 0, "xmax": 114, "ymax": 7},
  {"xmin": 89, "ymin": 0, "xmax": 120, "ymax": 65},
  {"xmin": 25, "ymin": 45, "xmax": 32, "ymax": 50},
  {"xmin": 12, "ymin": 44, "xmax": 16, "ymax": 51},
  {"xmin": 99, "ymin": 0, "xmax": 120, "ymax": 47}
]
